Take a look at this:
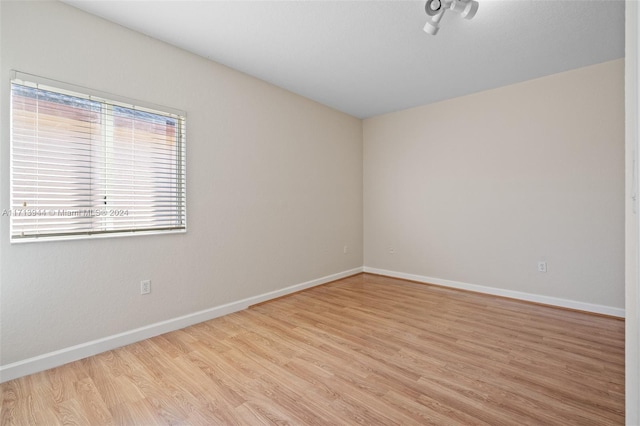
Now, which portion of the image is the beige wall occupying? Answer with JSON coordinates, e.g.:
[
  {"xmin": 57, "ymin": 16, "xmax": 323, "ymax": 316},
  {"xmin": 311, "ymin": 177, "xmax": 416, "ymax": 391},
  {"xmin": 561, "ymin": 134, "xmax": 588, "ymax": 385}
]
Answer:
[
  {"xmin": 0, "ymin": 0, "xmax": 626, "ymax": 377},
  {"xmin": 0, "ymin": 1, "xmax": 363, "ymax": 366},
  {"xmin": 364, "ymin": 59, "xmax": 625, "ymax": 310}
]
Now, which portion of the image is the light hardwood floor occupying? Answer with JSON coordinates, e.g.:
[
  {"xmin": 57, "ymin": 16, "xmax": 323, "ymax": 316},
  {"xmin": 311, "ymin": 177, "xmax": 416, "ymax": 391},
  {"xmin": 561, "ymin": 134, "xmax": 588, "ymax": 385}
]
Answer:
[{"xmin": 1, "ymin": 273, "xmax": 625, "ymax": 425}]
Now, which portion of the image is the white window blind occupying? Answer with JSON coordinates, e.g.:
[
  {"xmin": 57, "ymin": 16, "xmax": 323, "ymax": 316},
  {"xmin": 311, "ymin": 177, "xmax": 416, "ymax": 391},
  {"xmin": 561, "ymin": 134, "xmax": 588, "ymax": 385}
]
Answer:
[{"xmin": 9, "ymin": 73, "xmax": 186, "ymax": 241}]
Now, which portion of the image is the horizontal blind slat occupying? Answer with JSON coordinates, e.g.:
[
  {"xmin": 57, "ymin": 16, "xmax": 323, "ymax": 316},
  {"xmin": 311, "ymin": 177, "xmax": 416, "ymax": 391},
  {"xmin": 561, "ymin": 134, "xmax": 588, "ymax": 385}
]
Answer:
[{"xmin": 10, "ymin": 79, "xmax": 186, "ymax": 241}]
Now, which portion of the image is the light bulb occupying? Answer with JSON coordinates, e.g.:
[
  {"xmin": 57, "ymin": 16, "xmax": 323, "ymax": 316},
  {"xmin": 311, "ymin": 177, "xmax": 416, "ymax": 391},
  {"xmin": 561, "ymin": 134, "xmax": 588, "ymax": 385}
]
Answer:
[
  {"xmin": 423, "ymin": 9, "xmax": 445, "ymax": 35},
  {"xmin": 449, "ymin": 0, "xmax": 478, "ymax": 20},
  {"xmin": 425, "ymin": 0, "xmax": 443, "ymax": 16},
  {"xmin": 423, "ymin": 19, "xmax": 440, "ymax": 35},
  {"xmin": 461, "ymin": 1, "xmax": 478, "ymax": 19}
]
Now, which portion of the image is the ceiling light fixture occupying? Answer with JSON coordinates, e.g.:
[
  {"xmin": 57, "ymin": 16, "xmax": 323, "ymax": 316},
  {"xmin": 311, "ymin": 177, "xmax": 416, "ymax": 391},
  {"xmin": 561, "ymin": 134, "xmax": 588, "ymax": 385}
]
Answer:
[{"xmin": 424, "ymin": 0, "xmax": 479, "ymax": 35}]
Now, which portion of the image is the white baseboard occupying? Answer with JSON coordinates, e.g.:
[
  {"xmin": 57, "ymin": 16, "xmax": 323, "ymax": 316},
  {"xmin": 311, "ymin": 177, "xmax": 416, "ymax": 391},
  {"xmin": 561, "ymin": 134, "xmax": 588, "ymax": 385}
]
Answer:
[
  {"xmin": 0, "ymin": 267, "xmax": 363, "ymax": 383},
  {"xmin": 363, "ymin": 267, "xmax": 626, "ymax": 318},
  {"xmin": 243, "ymin": 267, "xmax": 364, "ymax": 306},
  {"xmin": 2, "ymin": 265, "xmax": 620, "ymax": 383}
]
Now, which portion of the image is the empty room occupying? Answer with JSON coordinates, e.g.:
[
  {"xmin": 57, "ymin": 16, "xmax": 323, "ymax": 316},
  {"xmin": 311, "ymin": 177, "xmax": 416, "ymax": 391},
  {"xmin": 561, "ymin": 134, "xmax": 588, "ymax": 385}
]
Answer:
[{"xmin": 1, "ymin": 0, "xmax": 639, "ymax": 424}]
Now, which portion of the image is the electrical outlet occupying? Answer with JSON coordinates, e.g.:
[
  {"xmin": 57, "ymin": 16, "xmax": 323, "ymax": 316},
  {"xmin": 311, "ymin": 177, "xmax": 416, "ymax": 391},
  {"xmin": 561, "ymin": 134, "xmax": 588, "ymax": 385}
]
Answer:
[
  {"xmin": 140, "ymin": 279, "xmax": 151, "ymax": 294},
  {"xmin": 537, "ymin": 261, "xmax": 547, "ymax": 273},
  {"xmin": 343, "ymin": 245, "xmax": 349, "ymax": 254},
  {"xmin": 389, "ymin": 247, "xmax": 396, "ymax": 254}
]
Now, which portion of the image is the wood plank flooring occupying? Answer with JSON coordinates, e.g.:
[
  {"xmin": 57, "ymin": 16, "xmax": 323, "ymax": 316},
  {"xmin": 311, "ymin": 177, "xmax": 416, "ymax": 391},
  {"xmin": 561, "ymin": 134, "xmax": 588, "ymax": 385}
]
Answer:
[{"xmin": 1, "ymin": 273, "xmax": 625, "ymax": 425}]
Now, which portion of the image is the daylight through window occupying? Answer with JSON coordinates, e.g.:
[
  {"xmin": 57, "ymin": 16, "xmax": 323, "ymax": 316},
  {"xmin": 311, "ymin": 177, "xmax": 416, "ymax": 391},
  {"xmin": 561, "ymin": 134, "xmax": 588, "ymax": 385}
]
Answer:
[{"xmin": 9, "ymin": 73, "xmax": 186, "ymax": 241}]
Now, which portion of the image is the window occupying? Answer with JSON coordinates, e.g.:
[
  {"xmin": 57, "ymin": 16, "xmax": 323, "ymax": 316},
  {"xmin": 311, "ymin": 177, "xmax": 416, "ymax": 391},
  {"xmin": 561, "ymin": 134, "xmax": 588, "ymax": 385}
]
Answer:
[{"xmin": 9, "ymin": 72, "xmax": 186, "ymax": 241}]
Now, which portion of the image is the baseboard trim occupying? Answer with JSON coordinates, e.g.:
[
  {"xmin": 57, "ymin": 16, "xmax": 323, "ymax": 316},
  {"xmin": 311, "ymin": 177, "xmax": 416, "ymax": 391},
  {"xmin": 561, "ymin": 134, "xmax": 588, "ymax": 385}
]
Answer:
[
  {"xmin": 245, "ymin": 267, "xmax": 363, "ymax": 306},
  {"xmin": 0, "ymin": 267, "xmax": 363, "ymax": 383},
  {"xmin": 363, "ymin": 267, "xmax": 625, "ymax": 318}
]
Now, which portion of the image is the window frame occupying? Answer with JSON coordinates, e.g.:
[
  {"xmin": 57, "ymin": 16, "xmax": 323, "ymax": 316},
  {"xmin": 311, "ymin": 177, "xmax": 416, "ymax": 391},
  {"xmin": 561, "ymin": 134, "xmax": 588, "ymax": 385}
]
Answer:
[{"xmin": 8, "ymin": 71, "xmax": 187, "ymax": 243}]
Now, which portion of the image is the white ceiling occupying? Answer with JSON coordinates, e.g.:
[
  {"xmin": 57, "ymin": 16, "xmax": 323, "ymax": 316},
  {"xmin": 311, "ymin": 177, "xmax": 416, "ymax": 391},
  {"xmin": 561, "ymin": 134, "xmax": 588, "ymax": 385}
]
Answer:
[{"xmin": 63, "ymin": 0, "xmax": 625, "ymax": 119}]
